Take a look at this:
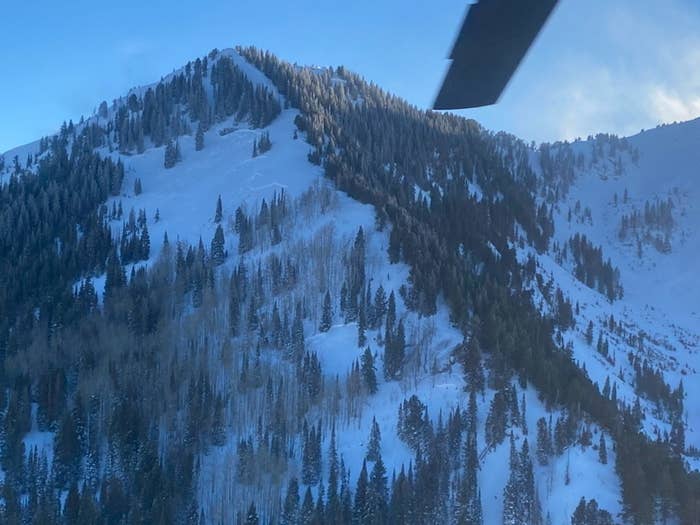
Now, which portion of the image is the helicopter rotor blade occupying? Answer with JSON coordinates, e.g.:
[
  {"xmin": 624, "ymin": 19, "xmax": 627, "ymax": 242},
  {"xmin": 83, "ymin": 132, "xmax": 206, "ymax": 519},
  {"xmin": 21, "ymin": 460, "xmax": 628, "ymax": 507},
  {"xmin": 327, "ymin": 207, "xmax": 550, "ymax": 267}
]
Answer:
[{"xmin": 434, "ymin": 0, "xmax": 559, "ymax": 110}]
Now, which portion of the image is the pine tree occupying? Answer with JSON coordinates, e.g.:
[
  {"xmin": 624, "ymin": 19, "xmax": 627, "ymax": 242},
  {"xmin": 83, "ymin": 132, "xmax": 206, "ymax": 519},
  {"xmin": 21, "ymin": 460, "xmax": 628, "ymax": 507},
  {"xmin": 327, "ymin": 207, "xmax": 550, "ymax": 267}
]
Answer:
[
  {"xmin": 319, "ymin": 290, "xmax": 332, "ymax": 332},
  {"xmin": 383, "ymin": 294, "xmax": 404, "ymax": 380},
  {"xmin": 215, "ymin": 194, "xmax": 223, "ymax": 223},
  {"xmin": 388, "ymin": 227, "xmax": 401, "ymax": 263},
  {"xmin": 302, "ymin": 421, "xmax": 321, "ymax": 485},
  {"xmin": 211, "ymin": 224, "xmax": 225, "ymax": 266},
  {"xmin": 211, "ymin": 395, "xmax": 226, "ymax": 446},
  {"xmin": 366, "ymin": 417, "xmax": 381, "ymax": 462},
  {"xmin": 326, "ymin": 426, "xmax": 342, "ymax": 523},
  {"xmin": 502, "ymin": 435, "xmax": 519, "ymax": 525},
  {"xmin": 64, "ymin": 483, "xmax": 80, "ymax": 523},
  {"xmin": 245, "ymin": 502, "xmax": 259, "ymax": 525},
  {"xmin": 367, "ymin": 455, "xmax": 388, "ymax": 524},
  {"xmin": 536, "ymin": 417, "xmax": 552, "ymax": 466},
  {"xmin": 585, "ymin": 321, "xmax": 594, "ymax": 346},
  {"xmin": 133, "ymin": 177, "xmax": 142, "ymax": 195},
  {"xmin": 463, "ymin": 336, "xmax": 485, "ymax": 394},
  {"xmin": 164, "ymin": 139, "xmax": 181, "ymax": 169},
  {"xmin": 361, "ymin": 347, "xmax": 378, "ymax": 394},
  {"xmin": 598, "ymin": 433, "xmax": 608, "ymax": 465},
  {"xmin": 670, "ymin": 417, "xmax": 685, "ymax": 456},
  {"xmin": 140, "ymin": 222, "xmax": 150, "ymax": 259},
  {"xmin": 354, "ymin": 460, "xmax": 369, "ymax": 524},
  {"xmin": 282, "ymin": 477, "xmax": 300, "ymax": 525},
  {"xmin": 291, "ymin": 302, "xmax": 305, "ymax": 364},
  {"xmin": 373, "ymin": 285, "xmax": 387, "ymax": 329},
  {"xmin": 519, "ymin": 439, "xmax": 535, "ymax": 524},
  {"xmin": 300, "ymin": 487, "xmax": 315, "ymax": 525}
]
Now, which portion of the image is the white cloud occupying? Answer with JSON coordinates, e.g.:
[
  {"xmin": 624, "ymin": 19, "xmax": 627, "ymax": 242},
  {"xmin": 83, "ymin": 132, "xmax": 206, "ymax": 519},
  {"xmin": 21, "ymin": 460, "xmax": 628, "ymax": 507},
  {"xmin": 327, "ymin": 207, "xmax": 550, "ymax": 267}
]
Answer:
[
  {"xmin": 648, "ymin": 86, "xmax": 700, "ymax": 124},
  {"xmin": 490, "ymin": 0, "xmax": 700, "ymax": 143}
]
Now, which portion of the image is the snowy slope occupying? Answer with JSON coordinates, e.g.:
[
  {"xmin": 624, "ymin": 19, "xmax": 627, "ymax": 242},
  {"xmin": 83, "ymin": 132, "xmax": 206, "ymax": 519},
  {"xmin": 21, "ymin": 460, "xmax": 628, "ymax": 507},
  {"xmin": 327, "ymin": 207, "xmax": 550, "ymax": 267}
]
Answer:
[
  {"xmin": 0, "ymin": 48, "xmax": 626, "ymax": 523},
  {"xmin": 107, "ymin": 51, "xmax": 623, "ymax": 523},
  {"xmin": 534, "ymin": 119, "xmax": 700, "ymax": 467}
]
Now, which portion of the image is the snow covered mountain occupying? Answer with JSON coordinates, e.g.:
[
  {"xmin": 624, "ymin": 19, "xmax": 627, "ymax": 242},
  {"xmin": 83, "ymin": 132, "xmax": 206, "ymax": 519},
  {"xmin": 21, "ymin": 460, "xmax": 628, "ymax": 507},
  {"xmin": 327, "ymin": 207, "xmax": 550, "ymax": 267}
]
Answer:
[
  {"xmin": 530, "ymin": 121, "xmax": 700, "ymax": 461},
  {"xmin": 0, "ymin": 47, "xmax": 697, "ymax": 524}
]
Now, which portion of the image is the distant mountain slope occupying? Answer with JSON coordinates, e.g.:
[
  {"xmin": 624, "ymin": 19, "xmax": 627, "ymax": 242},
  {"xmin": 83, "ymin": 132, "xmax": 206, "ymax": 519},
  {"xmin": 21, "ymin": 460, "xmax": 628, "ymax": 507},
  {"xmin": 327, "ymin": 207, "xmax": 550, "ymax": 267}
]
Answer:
[{"xmin": 526, "ymin": 120, "xmax": 700, "ymax": 480}]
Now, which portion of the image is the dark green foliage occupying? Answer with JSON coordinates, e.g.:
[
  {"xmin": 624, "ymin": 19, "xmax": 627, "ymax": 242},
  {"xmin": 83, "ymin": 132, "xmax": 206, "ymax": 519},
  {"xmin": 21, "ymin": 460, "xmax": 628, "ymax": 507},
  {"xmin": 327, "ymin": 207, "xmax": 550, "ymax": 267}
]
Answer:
[
  {"xmin": 536, "ymin": 417, "xmax": 553, "ymax": 466},
  {"xmin": 210, "ymin": 224, "xmax": 225, "ymax": 266},
  {"xmin": 599, "ymin": 432, "xmax": 608, "ymax": 465},
  {"xmin": 383, "ymin": 293, "xmax": 405, "ymax": 380},
  {"xmin": 282, "ymin": 477, "xmax": 300, "ymax": 525},
  {"xmin": 366, "ymin": 417, "xmax": 381, "ymax": 462},
  {"xmin": 245, "ymin": 502, "xmax": 259, "ymax": 525},
  {"xmin": 319, "ymin": 290, "xmax": 332, "ymax": 332},
  {"xmin": 163, "ymin": 139, "xmax": 181, "ymax": 169},
  {"xmin": 253, "ymin": 132, "xmax": 272, "ymax": 157},
  {"xmin": 567, "ymin": 233, "xmax": 623, "ymax": 300},
  {"xmin": 302, "ymin": 420, "xmax": 322, "ymax": 485},
  {"xmin": 215, "ymin": 194, "xmax": 223, "ymax": 222},
  {"xmin": 367, "ymin": 454, "xmax": 388, "ymax": 524},
  {"xmin": 353, "ymin": 460, "xmax": 370, "ymax": 524},
  {"xmin": 361, "ymin": 347, "xmax": 378, "ymax": 394},
  {"xmin": 397, "ymin": 395, "xmax": 431, "ymax": 454},
  {"xmin": 461, "ymin": 336, "xmax": 485, "ymax": 394},
  {"xmin": 571, "ymin": 498, "xmax": 614, "ymax": 525},
  {"xmin": 301, "ymin": 351, "xmax": 322, "ymax": 403}
]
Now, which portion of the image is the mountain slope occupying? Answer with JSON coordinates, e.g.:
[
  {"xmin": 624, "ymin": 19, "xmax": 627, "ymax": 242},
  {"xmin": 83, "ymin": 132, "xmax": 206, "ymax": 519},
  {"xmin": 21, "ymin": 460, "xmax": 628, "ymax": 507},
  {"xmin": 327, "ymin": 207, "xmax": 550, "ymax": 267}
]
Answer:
[
  {"xmin": 532, "ymin": 120, "xmax": 700, "ymax": 464},
  {"xmin": 0, "ymin": 46, "xmax": 697, "ymax": 524}
]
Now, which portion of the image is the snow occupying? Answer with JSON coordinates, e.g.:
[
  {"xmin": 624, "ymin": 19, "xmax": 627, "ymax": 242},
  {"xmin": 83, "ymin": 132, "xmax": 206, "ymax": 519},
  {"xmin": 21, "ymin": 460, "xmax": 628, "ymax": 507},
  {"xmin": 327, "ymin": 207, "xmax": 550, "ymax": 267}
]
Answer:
[
  {"xmin": 529, "ymin": 118, "xmax": 700, "ymax": 461},
  {"xmin": 23, "ymin": 404, "xmax": 55, "ymax": 467},
  {"xmin": 103, "ymin": 108, "xmax": 318, "ymax": 263},
  {"xmin": 2, "ymin": 47, "xmax": 629, "ymax": 523}
]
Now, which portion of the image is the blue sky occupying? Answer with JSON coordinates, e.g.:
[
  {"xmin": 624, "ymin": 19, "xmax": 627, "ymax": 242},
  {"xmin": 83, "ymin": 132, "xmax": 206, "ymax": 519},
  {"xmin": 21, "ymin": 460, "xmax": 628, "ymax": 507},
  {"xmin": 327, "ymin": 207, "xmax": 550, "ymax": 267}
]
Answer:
[{"xmin": 2, "ymin": 0, "xmax": 700, "ymax": 153}]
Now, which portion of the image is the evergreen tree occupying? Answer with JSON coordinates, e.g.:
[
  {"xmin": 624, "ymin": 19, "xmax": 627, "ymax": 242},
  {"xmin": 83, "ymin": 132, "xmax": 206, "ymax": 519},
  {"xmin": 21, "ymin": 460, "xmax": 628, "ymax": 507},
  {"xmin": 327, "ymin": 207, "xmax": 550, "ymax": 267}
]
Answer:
[
  {"xmin": 300, "ymin": 487, "xmax": 315, "ymax": 525},
  {"xmin": 519, "ymin": 439, "xmax": 535, "ymax": 524},
  {"xmin": 373, "ymin": 285, "xmax": 387, "ymax": 329},
  {"xmin": 536, "ymin": 417, "xmax": 552, "ymax": 466},
  {"xmin": 354, "ymin": 460, "xmax": 369, "ymax": 524},
  {"xmin": 319, "ymin": 290, "xmax": 332, "ymax": 332},
  {"xmin": 291, "ymin": 302, "xmax": 305, "ymax": 364},
  {"xmin": 140, "ymin": 222, "xmax": 150, "ymax": 259},
  {"xmin": 366, "ymin": 417, "xmax": 382, "ymax": 462},
  {"xmin": 361, "ymin": 347, "xmax": 378, "ymax": 394},
  {"xmin": 384, "ymin": 310, "xmax": 405, "ymax": 381},
  {"xmin": 282, "ymin": 478, "xmax": 300, "ymax": 525},
  {"xmin": 326, "ymin": 426, "xmax": 342, "ymax": 523},
  {"xmin": 367, "ymin": 455, "xmax": 388, "ymax": 524},
  {"xmin": 164, "ymin": 139, "xmax": 181, "ymax": 169},
  {"xmin": 462, "ymin": 336, "xmax": 485, "ymax": 394},
  {"xmin": 598, "ymin": 433, "xmax": 608, "ymax": 465},
  {"xmin": 302, "ymin": 421, "xmax": 321, "ymax": 485},
  {"xmin": 53, "ymin": 412, "xmax": 81, "ymax": 488},
  {"xmin": 502, "ymin": 435, "xmax": 519, "ymax": 525},
  {"xmin": 215, "ymin": 194, "xmax": 223, "ymax": 223},
  {"xmin": 211, "ymin": 395, "xmax": 226, "ymax": 446},
  {"xmin": 456, "ymin": 392, "xmax": 483, "ymax": 525},
  {"xmin": 245, "ymin": 502, "xmax": 259, "ymax": 525},
  {"xmin": 211, "ymin": 224, "xmax": 225, "ymax": 266}
]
